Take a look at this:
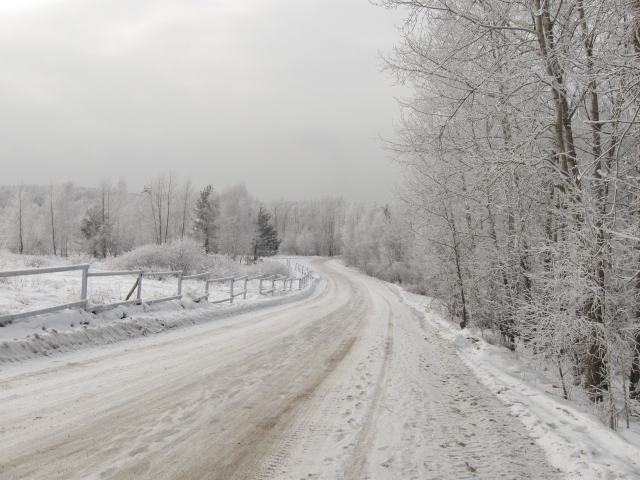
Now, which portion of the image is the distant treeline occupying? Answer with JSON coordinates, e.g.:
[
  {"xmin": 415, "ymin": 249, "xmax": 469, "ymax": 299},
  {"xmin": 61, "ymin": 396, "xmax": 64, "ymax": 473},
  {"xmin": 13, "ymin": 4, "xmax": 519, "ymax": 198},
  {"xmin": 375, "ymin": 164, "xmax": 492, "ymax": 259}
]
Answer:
[{"xmin": 0, "ymin": 177, "xmax": 412, "ymax": 284}]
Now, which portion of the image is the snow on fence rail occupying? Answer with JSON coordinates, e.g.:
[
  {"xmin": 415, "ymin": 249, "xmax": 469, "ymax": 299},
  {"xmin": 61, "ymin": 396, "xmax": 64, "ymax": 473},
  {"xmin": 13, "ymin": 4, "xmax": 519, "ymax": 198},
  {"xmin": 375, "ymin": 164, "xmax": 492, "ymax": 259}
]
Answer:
[
  {"xmin": 0, "ymin": 263, "xmax": 314, "ymax": 326},
  {"xmin": 295, "ymin": 263, "xmax": 312, "ymax": 289},
  {"xmin": 206, "ymin": 275, "xmax": 248, "ymax": 304},
  {"xmin": 280, "ymin": 260, "xmax": 313, "ymax": 290},
  {"xmin": 0, "ymin": 264, "xmax": 90, "ymax": 325}
]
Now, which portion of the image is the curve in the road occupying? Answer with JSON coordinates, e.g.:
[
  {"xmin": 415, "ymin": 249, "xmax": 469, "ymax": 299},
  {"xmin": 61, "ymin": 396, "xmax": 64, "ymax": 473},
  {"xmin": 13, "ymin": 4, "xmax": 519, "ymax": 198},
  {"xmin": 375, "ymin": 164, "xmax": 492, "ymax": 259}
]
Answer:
[{"xmin": 0, "ymin": 258, "xmax": 558, "ymax": 479}]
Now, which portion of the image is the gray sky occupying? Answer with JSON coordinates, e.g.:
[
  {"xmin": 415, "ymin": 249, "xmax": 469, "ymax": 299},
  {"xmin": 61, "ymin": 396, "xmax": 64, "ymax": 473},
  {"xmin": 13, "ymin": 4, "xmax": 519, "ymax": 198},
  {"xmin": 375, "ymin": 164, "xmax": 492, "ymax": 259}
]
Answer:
[{"xmin": 0, "ymin": 0, "xmax": 406, "ymax": 202}]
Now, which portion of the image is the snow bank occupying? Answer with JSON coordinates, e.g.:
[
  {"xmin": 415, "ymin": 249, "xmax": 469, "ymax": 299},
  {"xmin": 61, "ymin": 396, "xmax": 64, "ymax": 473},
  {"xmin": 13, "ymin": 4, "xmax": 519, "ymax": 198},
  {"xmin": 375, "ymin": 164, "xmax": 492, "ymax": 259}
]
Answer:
[
  {"xmin": 0, "ymin": 277, "xmax": 319, "ymax": 364},
  {"xmin": 399, "ymin": 288, "xmax": 640, "ymax": 480}
]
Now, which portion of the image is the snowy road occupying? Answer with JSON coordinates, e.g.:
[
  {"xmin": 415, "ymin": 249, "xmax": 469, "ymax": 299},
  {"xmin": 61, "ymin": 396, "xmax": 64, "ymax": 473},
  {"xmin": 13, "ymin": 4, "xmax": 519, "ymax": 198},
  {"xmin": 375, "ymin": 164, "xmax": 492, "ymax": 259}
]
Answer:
[{"xmin": 0, "ymin": 258, "xmax": 558, "ymax": 479}]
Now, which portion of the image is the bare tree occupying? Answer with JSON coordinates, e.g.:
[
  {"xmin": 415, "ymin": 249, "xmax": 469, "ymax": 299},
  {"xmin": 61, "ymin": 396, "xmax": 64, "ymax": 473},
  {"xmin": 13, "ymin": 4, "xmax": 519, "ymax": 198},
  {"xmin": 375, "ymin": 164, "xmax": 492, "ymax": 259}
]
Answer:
[
  {"xmin": 46, "ymin": 183, "xmax": 57, "ymax": 256},
  {"xmin": 144, "ymin": 172, "xmax": 178, "ymax": 244},
  {"xmin": 13, "ymin": 182, "xmax": 26, "ymax": 254},
  {"xmin": 178, "ymin": 176, "xmax": 194, "ymax": 240}
]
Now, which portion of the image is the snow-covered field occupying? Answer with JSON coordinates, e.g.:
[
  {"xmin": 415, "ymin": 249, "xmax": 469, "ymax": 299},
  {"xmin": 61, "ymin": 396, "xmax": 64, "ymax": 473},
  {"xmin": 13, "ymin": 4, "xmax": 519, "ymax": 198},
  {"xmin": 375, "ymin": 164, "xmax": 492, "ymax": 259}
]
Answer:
[
  {"xmin": 0, "ymin": 255, "xmax": 312, "ymax": 363},
  {"xmin": 0, "ymin": 257, "xmax": 639, "ymax": 479}
]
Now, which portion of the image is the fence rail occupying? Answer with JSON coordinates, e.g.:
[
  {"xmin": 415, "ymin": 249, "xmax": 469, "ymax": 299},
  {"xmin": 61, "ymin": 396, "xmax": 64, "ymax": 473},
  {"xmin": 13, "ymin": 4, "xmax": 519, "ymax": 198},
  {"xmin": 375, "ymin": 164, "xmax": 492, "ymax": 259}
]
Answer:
[{"xmin": 0, "ymin": 262, "xmax": 315, "ymax": 326}]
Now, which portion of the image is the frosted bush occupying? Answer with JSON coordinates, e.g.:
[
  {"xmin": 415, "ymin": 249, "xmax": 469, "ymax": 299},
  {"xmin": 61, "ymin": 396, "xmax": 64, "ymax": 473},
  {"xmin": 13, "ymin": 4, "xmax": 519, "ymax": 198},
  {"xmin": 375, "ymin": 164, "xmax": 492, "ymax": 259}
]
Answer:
[
  {"xmin": 110, "ymin": 239, "xmax": 205, "ymax": 275},
  {"xmin": 22, "ymin": 255, "xmax": 53, "ymax": 268},
  {"xmin": 253, "ymin": 260, "xmax": 293, "ymax": 278},
  {"xmin": 200, "ymin": 254, "xmax": 240, "ymax": 278},
  {"xmin": 106, "ymin": 241, "xmax": 294, "ymax": 279},
  {"xmin": 110, "ymin": 240, "xmax": 250, "ymax": 278},
  {"xmin": 164, "ymin": 239, "xmax": 204, "ymax": 275},
  {"xmin": 110, "ymin": 244, "xmax": 163, "ymax": 272}
]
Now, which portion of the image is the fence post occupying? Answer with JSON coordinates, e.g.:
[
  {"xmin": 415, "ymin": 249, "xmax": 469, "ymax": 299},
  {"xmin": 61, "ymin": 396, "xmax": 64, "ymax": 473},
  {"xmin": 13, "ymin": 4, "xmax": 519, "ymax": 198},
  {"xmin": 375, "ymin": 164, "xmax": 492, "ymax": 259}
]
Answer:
[
  {"xmin": 178, "ymin": 273, "xmax": 183, "ymax": 296},
  {"xmin": 205, "ymin": 273, "xmax": 210, "ymax": 299},
  {"xmin": 243, "ymin": 276, "xmax": 248, "ymax": 300},
  {"xmin": 271, "ymin": 277, "xmax": 275, "ymax": 296},
  {"xmin": 137, "ymin": 273, "xmax": 143, "ymax": 300},
  {"xmin": 81, "ymin": 266, "xmax": 88, "ymax": 305},
  {"xmin": 230, "ymin": 278, "xmax": 235, "ymax": 303},
  {"xmin": 259, "ymin": 277, "xmax": 263, "ymax": 295}
]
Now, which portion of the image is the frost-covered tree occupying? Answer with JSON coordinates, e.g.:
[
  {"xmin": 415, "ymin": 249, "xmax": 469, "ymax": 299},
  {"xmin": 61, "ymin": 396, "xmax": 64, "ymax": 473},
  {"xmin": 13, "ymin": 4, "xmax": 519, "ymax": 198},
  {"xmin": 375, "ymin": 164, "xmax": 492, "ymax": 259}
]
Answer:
[
  {"xmin": 177, "ymin": 176, "xmax": 194, "ymax": 240},
  {"xmin": 380, "ymin": 0, "xmax": 640, "ymax": 420},
  {"xmin": 216, "ymin": 184, "xmax": 258, "ymax": 262},
  {"xmin": 55, "ymin": 181, "xmax": 82, "ymax": 257},
  {"xmin": 342, "ymin": 202, "xmax": 412, "ymax": 284},
  {"xmin": 275, "ymin": 198, "xmax": 345, "ymax": 257},
  {"xmin": 192, "ymin": 185, "xmax": 219, "ymax": 254},
  {"xmin": 81, "ymin": 180, "xmax": 119, "ymax": 258},
  {"xmin": 13, "ymin": 183, "xmax": 26, "ymax": 254},
  {"xmin": 144, "ymin": 172, "xmax": 178, "ymax": 244},
  {"xmin": 45, "ymin": 183, "xmax": 57, "ymax": 256}
]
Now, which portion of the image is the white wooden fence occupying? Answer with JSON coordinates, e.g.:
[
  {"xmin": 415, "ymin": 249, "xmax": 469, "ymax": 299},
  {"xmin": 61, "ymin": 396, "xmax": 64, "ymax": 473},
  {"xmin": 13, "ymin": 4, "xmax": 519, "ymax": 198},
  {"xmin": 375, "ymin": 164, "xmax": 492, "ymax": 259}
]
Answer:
[{"xmin": 0, "ymin": 263, "xmax": 314, "ymax": 326}]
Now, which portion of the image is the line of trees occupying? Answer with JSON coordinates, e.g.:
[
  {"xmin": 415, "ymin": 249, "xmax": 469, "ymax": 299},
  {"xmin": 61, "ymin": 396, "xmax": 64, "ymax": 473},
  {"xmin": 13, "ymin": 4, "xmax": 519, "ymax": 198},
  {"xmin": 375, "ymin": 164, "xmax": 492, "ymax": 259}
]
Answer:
[
  {"xmin": 379, "ymin": 0, "xmax": 640, "ymax": 427},
  {"xmin": 0, "ymin": 176, "xmax": 348, "ymax": 263}
]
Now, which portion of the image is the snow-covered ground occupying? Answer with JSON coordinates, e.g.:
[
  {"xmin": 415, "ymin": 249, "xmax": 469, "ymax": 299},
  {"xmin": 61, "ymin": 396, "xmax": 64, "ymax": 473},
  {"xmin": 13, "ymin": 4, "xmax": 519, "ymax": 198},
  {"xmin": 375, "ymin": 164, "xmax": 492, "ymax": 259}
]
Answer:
[
  {"xmin": 0, "ymin": 253, "xmax": 300, "ymax": 334},
  {"xmin": 399, "ymin": 288, "xmax": 640, "ymax": 479},
  {"xmin": 0, "ymin": 257, "xmax": 639, "ymax": 479},
  {"xmin": 0, "ymin": 255, "xmax": 313, "ymax": 363}
]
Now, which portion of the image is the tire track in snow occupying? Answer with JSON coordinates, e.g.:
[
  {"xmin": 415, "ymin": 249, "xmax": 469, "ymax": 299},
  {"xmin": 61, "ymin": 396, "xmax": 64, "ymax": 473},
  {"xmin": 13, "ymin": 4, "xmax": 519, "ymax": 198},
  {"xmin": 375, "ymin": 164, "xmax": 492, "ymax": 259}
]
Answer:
[
  {"xmin": 359, "ymin": 286, "xmax": 561, "ymax": 479},
  {"xmin": 211, "ymin": 336, "xmax": 359, "ymax": 480},
  {"xmin": 344, "ymin": 301, "xmax": 394, "ymax": 480},
  {"xmin": 176, "ymin": 259, "xmax": 372, "ymax": 480}
]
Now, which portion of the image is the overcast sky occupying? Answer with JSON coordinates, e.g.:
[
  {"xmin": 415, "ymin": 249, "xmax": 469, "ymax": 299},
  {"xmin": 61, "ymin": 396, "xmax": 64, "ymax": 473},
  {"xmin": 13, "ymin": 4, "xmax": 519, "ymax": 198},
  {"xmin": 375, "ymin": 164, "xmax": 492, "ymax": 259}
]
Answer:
[{"xmin": 0, "ymin": 0, "xmax": 407, "ymax": 202}]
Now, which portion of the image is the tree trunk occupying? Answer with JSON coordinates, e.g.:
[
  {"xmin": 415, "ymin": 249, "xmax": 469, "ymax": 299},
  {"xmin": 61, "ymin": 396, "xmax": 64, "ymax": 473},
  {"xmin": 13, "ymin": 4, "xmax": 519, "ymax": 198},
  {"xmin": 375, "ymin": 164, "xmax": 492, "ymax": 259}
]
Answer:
[{"xmin": 628, "ymin": 0, "xmax": 640, "ymax": 403}]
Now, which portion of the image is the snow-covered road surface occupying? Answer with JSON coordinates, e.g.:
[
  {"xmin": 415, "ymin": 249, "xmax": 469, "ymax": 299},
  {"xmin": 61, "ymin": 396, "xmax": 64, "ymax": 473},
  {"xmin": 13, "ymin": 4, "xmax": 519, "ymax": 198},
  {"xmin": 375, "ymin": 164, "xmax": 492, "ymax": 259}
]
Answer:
[{"xmin": 0, "ymin": 258, "xmax": 558, "ymax": 479}]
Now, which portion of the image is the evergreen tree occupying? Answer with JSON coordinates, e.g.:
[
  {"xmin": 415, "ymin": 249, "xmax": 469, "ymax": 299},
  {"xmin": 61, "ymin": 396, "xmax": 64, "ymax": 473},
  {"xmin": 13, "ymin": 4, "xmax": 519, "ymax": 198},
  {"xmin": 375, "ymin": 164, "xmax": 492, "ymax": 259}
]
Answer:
[
  {"xmin": 192, "ymin": 185, "xmax": 218, "ymax": 253},
  {"xmin": 80, "ymin": 204, "xmax": 112, "ymax": 258},
  {"xmin": 253, "ymin": 206, "xmax": 280, "ymax": 260}
]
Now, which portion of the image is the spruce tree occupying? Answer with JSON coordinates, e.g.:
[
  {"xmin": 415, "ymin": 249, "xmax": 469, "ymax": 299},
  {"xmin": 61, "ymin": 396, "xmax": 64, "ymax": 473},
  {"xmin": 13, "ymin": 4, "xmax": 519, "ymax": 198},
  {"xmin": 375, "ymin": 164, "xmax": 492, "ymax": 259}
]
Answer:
[{"xmin": 253, "ymin": 206, "xmax": 280, "ymax": 259}]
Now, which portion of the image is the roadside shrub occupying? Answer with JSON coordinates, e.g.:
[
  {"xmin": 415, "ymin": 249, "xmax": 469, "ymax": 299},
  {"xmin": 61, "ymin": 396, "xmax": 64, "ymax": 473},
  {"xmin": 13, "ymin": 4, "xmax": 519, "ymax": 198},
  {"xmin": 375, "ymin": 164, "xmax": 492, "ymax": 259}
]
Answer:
[
  {"xmin": 22, "ymin": 255, "xmax": 53, "ymax": 268},
  {"xmin": 110, "ymin": 239, "xmax": 204, "ymax": 275},
  {"xmin": 200, "ymin": 254, "xmax": 241, "ymax": 278},
  {"xmin": 108, "ymin": 240, "xmax": 293, "ymax": 279},
  {"xmin": 250, "ymin": 259, "xmax": 293, "ymax": 278}
]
